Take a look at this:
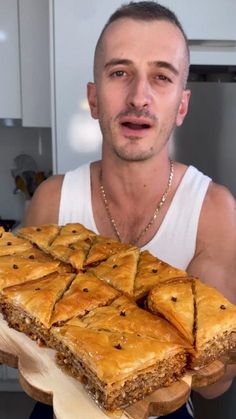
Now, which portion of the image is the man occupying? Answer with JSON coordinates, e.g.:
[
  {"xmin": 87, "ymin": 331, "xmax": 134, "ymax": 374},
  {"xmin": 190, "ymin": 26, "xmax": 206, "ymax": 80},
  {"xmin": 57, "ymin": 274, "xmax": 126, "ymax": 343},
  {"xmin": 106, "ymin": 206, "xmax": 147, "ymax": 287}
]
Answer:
[{"xmin": 26, "ymin": 2, "xmax": 236, "ymax": 418}]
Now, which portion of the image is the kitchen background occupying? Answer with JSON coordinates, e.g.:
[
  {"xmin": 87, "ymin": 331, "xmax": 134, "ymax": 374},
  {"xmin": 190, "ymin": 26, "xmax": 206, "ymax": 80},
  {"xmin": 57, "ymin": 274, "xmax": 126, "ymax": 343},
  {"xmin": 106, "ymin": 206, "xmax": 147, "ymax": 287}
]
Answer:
[
  {"xmin": 0, "ymin": 128, "xmax": 52, "ymax": 223},
  {"xmin": 0, "ymin": 0, "xmax": 52, "ymax": 229},
  {"xmin": 1, "ymin": 0, "xmax": 236, "ymax": 228},
  {"xmin": 0, "ymin": 0, "xmax": 236, "ymax": 418}
]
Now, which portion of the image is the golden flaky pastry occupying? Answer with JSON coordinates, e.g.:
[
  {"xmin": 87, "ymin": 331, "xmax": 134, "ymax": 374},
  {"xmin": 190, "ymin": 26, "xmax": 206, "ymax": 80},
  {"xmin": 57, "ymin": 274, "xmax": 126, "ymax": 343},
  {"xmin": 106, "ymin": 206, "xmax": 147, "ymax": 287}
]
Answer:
[
  {"xmin": 134, "ymin": 250, "xmax": 187, "ymax": 300},
  {"xmin": 147, "ymin": 277, "xmax": 194, "ymax": 345},
  {"xmin": 194, "ymin": 279, "xmax": 236, "ymax": 366},
  {"xmin": 50, "ymin": 271, "xmax": 120, "ymax": 326},
  {"xmin": 77, "ymin": 295, "xmax": 192, "ymax": 349},
  {"xmin": 85, "ymin": 235, "xmax": 137, "ymax": 266},
  {"xmin": 17, "ymin": 224, "xmax": 60, "ymax": 252},
  {"xmin": 51, "ymin": 319, "xmax": 188, "ymax": 411},
  {"xmin": 148, "ymin": 277, "xmax": 236, "ymax": 368},
  {"xmin": 0, "ymin": 228, "xmax": 33, "ymax": 256},
  {"xmin": 1, "ymin": 222, "xmax": 235, "ymax": 411},
  {"xmin": 1, "ymin": 272, "xmax": 75, "ymax": 333},
  {"xmin": 52, "ymin": 324, "xmax": 186, "ymax": 384},
  {"xmin": 48, "ymin": 223, "xmax": 96, "ymax": 268},
  {"xmin": 49, "ymin": 237, "xmax": 93, "ymax": 270},
  {"xmin": 0, "ymin": 254, "xmax": 61, "ymax": 290},
  {"xmin": 89, "ymin": 248, "xmax": 140, "ymax": 297}
]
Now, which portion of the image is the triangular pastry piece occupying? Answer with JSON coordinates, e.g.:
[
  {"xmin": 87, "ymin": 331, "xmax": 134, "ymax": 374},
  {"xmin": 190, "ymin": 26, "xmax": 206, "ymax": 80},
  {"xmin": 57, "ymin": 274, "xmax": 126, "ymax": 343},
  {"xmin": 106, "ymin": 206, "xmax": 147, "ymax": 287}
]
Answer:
[
  {"xmin": 0, "ymin": 272, "xmax": 75, "ymax": 343},
  {"xmin": 78, "ymin": 295, "xmax": 192, "ymax": 349},
  {"xmin": 0, "ymin": 228, "xmax": 33, "ymax": 256},
  {"xmin": 4, "ymin": 246, "xmax": 72, "ymax": 274},
  {"xmin": 89, "ymin": 248, "xmax": 140, "ymax": 297},
  {"xmin": 50, "ymin": 271, "xmax": 120, "ymax": 326},
  {"xmin": 67, "ymin": 238, "xmax": 93, "ymax": 270},
  {"xmin": 51, "ymin": 322, "xmax": 187, "ymax": 412},
  {"xmin": 47, "ymin": 223, "xmax": 96, "ymax": 269},
  {"xmin": 13, "ymin": 247, "xmax": 56, "ymax": 261},
  {"xmin": 134, "ymin": 250, "xmax": 187, "ymax": 300},
  {"xmin": 193, "ymin": 278, "xmax": 236, "ymax": 367},
  {"xmin": 17, "ymin": 224, "xmax": 60, "ymax": 252},
  {"xmin": 85, "ymin": 235, "xmax": 137, "ymax": 266},
  {"xmin": 147, "ymin": 277, "xmax": 194, "ymax": 345},
  {"xmin": 0, "ymin": 254, "xmax": 61, "ymax": 290},
  {"xmin": 49, "ymin": 237, "xmax": 94, "ymax": 270},
  {"xmin": 59, "ymin": 223, "xmax": 96, "ymax": 239}
]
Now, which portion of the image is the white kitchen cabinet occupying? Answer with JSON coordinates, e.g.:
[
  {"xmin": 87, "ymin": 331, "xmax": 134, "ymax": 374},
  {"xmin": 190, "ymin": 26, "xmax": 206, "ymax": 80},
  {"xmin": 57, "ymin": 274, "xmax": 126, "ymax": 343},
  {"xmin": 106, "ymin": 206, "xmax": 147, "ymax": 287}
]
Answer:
[
  {"xmin": 161, "ymin": 0, "xmax": 236, "ymax": 41},
  {"xmin": 19, "ymin": 0, "xmax": 51, "ymax": 127},
  {"xmin": 0, "ymin": 0, "xmax": 21, "ymax": 119},
  {"xmin": 161, "ymin": 0, "xmax": 236, "ymax": 65},
  {"xmin": 0, "ymin": 0, "xmax": 51, "ymax": 126}
]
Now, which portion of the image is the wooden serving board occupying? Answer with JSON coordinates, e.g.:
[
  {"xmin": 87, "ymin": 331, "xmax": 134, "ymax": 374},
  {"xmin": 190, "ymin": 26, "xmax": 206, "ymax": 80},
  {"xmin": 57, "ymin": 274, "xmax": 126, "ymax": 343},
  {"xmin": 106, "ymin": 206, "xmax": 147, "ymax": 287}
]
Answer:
[{"xmin": 0, "ymin": 315, "xmax": 232, "ymax": 419}]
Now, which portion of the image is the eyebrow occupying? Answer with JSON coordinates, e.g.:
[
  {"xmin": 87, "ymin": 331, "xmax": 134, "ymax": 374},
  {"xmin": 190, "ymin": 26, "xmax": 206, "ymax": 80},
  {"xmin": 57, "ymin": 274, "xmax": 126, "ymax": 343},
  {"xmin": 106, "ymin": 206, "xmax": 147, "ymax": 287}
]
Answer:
[
  {"xmin": 104, "ymin": 58, "xmax": 133, "ymax": 70},
  {"xmin": 104, "ymin": 58, "xmax": 179, "ymax": 77},
  {"xmin": 153, "ymin": 60, "xmax": 179, "ymax": 77}
]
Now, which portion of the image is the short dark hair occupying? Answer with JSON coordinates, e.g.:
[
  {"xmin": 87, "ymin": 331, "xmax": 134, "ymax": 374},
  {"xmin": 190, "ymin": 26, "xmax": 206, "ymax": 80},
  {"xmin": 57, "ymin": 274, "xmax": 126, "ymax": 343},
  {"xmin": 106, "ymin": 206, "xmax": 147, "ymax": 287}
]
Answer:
[{"xmin": 94, "ymin": 1, "xmax": 190, "ymax": 83}]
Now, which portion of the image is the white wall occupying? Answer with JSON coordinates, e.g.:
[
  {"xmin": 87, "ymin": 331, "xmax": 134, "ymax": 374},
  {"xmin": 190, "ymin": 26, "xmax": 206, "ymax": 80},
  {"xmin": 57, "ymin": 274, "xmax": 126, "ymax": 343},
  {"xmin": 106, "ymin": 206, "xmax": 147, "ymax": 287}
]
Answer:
[{"xmin": 51, "ymin": 0, "xmax": 126, "ymax": 173}]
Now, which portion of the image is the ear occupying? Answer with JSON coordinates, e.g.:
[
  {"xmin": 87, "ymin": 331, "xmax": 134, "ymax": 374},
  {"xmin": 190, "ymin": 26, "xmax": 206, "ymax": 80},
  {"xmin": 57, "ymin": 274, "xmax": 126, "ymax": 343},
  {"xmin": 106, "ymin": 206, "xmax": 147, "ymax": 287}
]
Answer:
[
  {"xmin": 176, "ymin": 89, "xmax": 191, "ymax": 127},
  {"xmin": 87, "ymin": 82, "xmax": 98, "ymax": 119}
]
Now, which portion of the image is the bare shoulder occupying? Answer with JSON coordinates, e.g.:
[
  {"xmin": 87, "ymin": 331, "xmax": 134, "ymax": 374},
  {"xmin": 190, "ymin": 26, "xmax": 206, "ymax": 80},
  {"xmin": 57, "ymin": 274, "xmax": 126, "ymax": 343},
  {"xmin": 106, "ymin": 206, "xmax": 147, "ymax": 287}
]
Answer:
[
  {"xmin": 188, "ymin": 181, "xmax": 236, "ymax": 301},
  {"xmin": 23, "ymin": 174, "xmax": 64, "ymax": 226},
  {"xmin": 201, "ymin": 181, "xmax": 236, "ymax": 232},
  {"xmin": 197, "ymin": 181, "xmax": 236, "ymax": 256}
]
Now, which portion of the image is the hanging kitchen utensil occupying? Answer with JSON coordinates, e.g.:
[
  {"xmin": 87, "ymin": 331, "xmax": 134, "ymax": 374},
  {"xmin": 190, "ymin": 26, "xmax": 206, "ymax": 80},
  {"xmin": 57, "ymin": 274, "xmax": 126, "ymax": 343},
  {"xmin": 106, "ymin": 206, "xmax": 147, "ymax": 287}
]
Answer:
[
  {"xmin": 22, "ymin": 170, "xmax": 37, "ymax": 197},
  {"xmin": 11, "ymin": 153, "xmax": 38, "ymax": 179},
  {"xmin": 14, "ymin": 175, "xmax": 30, "ymax": 199}
]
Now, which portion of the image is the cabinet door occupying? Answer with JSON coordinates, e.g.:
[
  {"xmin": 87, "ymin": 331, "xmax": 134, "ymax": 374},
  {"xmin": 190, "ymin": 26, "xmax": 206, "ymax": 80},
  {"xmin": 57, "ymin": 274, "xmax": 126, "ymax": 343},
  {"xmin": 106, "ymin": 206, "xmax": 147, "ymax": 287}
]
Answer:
[
  {"xmin": 19, "ymin": 0, "xmax": 51, "ymax": 127},
  {"xmin": 0, "ymin": 0, "xmax": 21, "ymax": 118},
  {"xmin": 161, "ymin": 0, "xmax": 236, "ymax": 41}
]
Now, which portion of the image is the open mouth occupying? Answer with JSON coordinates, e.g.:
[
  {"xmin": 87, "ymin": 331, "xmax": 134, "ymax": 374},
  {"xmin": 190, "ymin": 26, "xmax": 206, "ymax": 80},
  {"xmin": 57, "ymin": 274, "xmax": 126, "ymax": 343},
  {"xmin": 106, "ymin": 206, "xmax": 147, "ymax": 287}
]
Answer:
[{"xmin": 121, "ymin": 122, "xmax": 151, "ymax": 130}]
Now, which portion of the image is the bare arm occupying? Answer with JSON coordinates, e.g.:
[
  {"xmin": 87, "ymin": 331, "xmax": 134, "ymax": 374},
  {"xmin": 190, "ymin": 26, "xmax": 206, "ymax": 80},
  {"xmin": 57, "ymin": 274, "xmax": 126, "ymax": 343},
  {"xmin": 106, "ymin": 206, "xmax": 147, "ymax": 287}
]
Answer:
[
  {"xmin": 23, "ymin": 175, "xmax": 64, "ymax": 227},
  {"xmin": 187, "ymin": 182, "xmax": 236, "ymax": 398}
]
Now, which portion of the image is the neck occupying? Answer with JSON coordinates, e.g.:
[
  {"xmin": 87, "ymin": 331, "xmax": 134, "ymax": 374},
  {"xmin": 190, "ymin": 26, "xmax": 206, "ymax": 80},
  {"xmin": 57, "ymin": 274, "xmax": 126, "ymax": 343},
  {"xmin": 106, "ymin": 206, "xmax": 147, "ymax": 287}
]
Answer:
[
  {"xmin": 98, "ymin": 157, "xmax": 174, "ymax": 245},
  {"xmin": 100, "ymin": 153, "xmax": 173, "ymax": 204}
]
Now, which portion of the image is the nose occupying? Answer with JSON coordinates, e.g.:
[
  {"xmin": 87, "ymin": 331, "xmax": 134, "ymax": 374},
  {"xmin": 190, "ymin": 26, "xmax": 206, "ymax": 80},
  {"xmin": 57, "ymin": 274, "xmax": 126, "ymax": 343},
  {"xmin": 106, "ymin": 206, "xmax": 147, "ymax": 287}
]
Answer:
[{"xmin": 126, "ymin": 75, "xmax": 152, "ymax": 110}]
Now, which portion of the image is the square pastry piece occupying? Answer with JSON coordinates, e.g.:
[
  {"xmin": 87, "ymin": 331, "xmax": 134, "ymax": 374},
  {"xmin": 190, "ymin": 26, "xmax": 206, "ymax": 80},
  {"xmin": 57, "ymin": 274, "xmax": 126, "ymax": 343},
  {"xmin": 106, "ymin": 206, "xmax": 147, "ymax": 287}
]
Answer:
[
  {"xmin": 147, "ymin": 277, "xmax": 236, "ymax": 368},
  {"xmin": 50, "ymin": 297, "xmax": 190, "ymax": 413},
  {"xmin": 51, "ymin": 317, "xmax": 188, "ymax": 412}
]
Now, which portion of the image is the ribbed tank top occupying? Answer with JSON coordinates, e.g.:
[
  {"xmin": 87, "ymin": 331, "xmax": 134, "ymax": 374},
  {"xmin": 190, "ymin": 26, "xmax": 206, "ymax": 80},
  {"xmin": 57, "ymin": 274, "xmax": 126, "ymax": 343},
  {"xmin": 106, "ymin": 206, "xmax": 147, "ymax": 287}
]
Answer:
[{"xmin": 59, "ymin": 163, "xmax": 211, "ymax": 270}]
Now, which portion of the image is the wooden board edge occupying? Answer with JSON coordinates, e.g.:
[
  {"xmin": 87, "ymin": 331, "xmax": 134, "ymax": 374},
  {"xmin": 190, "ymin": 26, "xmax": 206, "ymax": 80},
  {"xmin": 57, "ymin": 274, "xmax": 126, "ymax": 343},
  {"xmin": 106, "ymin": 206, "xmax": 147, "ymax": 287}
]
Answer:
[
  {"xmin": 0, "ymin": 348, "xmax": 18, "ymax": 369},
  {"xmin": 0, "ymin": 346, "xmax": 53, "ymax": 406},
  {"xmin": 18, "ymin": 369, "xmax": 53, "ymax": 406},
  {"xmin": 125, "ymin": 379, "xmax": 191, "ymax": 419},
  {"xmin": 228, "ymin": 351, "xmax": 236, "ymax": 364},
  {"xmin": 191, "ymin": 360, "xmax": 225, "ymax": 388}
]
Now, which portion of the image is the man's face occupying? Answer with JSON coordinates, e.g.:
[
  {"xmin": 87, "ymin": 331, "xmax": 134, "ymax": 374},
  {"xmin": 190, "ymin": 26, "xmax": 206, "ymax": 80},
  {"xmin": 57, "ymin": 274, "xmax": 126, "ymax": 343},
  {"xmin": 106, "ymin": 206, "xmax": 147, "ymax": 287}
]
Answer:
[{"xmin": 87, "ymin": 18, "xmax": 190, "ymax": 162}]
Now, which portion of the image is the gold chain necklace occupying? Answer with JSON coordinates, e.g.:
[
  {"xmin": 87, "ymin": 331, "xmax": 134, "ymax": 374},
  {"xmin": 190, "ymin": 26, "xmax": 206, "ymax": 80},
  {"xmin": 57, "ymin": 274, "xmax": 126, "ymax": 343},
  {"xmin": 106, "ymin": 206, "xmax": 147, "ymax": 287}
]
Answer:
[{"xmin": 99, "ymin": 160, "xmax": 174, "ymax": 245}]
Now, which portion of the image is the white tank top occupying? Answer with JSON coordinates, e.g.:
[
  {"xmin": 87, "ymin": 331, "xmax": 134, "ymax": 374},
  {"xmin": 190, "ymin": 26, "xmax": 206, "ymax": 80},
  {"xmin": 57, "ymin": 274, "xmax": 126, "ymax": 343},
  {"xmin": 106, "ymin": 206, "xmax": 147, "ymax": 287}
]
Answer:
[{"xmin": 59, "ymin": 163, "xmax": 211, "ymax": 270}]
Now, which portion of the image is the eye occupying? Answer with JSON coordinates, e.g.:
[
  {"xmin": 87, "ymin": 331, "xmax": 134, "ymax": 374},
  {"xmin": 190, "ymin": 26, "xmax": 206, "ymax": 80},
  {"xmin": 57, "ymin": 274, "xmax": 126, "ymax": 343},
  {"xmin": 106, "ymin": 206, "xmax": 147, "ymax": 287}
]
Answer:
[
  {"xmin": 110, "ymin": 70, "xmax": 127, "ymax": 78},
  {"xmin": 155, "ymin": 74, "xmax": 172, "ymax": 83}
]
